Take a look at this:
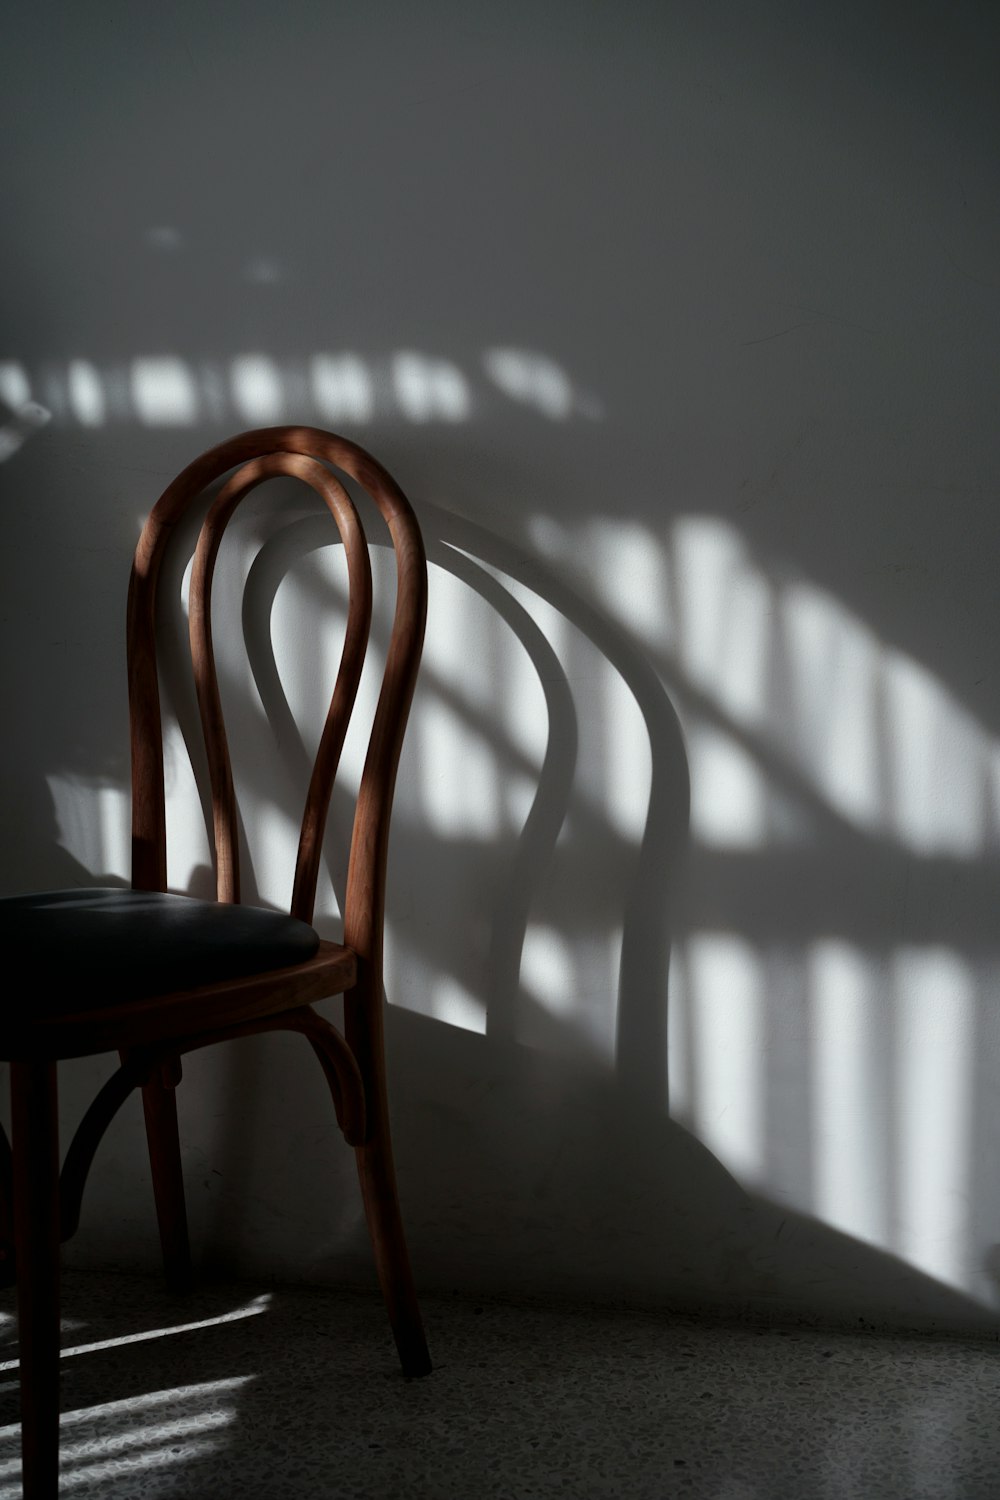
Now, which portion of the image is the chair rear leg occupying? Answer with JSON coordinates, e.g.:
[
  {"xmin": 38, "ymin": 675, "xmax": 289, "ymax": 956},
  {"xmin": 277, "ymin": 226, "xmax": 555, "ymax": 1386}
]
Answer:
[
  {"xmin": 355, "ymin": 1108, "xmax": 431, "ymax": 1378},
  {"xmin": 136, "ymin": 1058, "xmax": 192, "ymax": 1292},
  {"xmin": 0, "ymin": 1122, "xmax": 15, "ymax": 1287},
  {"xmin": 11, "ymin": 1060, "xmax": 60, "ymax": 1500}
]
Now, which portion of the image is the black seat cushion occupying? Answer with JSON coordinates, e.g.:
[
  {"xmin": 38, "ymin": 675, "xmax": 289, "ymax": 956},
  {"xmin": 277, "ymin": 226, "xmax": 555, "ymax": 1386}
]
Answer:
[{"xmin": 0, "ymin": 888, "xmax": 321, "ymax": 1013}]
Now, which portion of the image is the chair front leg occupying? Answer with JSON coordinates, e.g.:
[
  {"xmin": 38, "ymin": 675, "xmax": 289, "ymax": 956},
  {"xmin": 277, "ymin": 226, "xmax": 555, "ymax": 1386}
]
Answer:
[
  {"xmin": 0, "ymin": 1120, "xmax": 15, "ymax": 1286},
  {"xmin": 347, "ymin": 987, "xmax": 431, "ymax": 1379},
  {"xmin": 355, "ymin": 1118, "xmax": 432, "ymax": 1378},
  {"xmin": 11, "ymin": 1060, "xmax": 61, "ymax": 1500}
]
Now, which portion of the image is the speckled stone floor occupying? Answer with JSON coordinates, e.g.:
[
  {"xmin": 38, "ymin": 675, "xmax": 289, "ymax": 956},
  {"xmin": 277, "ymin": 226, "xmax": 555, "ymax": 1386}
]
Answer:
[{"xmin": 0, "ymin": 1273, "xmax": 997, "ymax": 1498}]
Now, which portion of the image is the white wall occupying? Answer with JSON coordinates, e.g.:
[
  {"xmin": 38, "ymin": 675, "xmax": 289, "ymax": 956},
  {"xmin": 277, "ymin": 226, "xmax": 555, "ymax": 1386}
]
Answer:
[{"xmin": 2, "ymin": 0, "xmax": 1000, "ymax": 1333}]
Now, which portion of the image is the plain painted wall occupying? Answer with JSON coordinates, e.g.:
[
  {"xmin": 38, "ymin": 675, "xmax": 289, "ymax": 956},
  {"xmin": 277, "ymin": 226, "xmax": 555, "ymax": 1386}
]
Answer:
[{"xmin": 2, "ymin": 0, "xmax": 1000, "ymax": 1334}]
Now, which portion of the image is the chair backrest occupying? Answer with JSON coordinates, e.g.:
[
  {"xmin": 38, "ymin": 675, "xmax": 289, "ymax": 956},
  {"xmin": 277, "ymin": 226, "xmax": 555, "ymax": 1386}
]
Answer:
[{"xmin": 127, "ymin": 426, "xmax": 427, "ymax": 965}]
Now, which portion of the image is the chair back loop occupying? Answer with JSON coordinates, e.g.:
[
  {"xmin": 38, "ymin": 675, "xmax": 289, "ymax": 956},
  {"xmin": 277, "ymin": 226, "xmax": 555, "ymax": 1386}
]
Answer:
[{"xmin": 128, "ymin": 427, "xmax": 427, "ymax": 953}]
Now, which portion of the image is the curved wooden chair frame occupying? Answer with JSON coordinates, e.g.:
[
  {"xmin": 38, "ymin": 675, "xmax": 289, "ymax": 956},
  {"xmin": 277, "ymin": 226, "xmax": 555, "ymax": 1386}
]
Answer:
[{"xmin": 1, "ymin": 427, "xmax": 431, "ymax": 1499}]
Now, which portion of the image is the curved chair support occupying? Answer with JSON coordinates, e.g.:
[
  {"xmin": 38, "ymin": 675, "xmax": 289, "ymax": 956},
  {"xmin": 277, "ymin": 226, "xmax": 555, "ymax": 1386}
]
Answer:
[
  {"xmin": 161, "ymin": 1007, "xmax": 367, "ymax": 1146},
  {"xmin": 56, "ymin": 1006, "xmax": 367, "ymax": 1250},
  {"xmin": 294, "ymin": 1011, "xmax": 368, "ymax": 1147},
  {"xmin": 59, "ymin": 1050, "xmax": 159, "ymax": 1242}
]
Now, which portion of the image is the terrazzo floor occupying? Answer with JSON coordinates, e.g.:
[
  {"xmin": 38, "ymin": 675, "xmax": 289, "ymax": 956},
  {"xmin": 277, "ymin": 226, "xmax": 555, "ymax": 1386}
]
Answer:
[{"xmin": 0, "ymin": 1272, "xmax": 997, "ymax": 1499}]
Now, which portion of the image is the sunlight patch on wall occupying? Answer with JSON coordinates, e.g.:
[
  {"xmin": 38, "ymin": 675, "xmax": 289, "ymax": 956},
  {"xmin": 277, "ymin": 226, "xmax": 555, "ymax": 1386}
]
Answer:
[
  {"xmin": 415, "ymin": 553, "xmax": 574, "ymax": 843},
  {"xmin": 885, "ymin": 655, "xmax": 985, "ymax": 857},
  {"xmin": 248, "ymin": 800, "xmax": 301, "ymax": 910},
  {"xmin": 231, "ymin": 354, "xmax": 285, "ymax": 423},
  {"xmin": 269, "ymin": 540, "xmax": 371, "ymax": 795},
  {"xmin": 0, "ymin": 359, "xmax": 51, "ymax": 461},
  {"xmin": 310, "ymin": 354, "xmax": 374, "ymax": 423},
  {"xmin": 497, "ymin": 589, "xmax": 557, "ymax": 767},
  {"xmin": 520, "ymin": 923, "xmax": 619, "ymax": 1059},
  {"xmin": 674, "ymin": 518, "xmax": 766, "ymax": 719},
  {"xmin": 687, "ymin": 724, "xmax": 767, "ymax": 848},
  {"xmin": 419, "ymin": 697, "xmax": 500, "ymax": 838},
  {"xmin": 392, "ymin": 352, "xmax": 470, "ymax": 422},
  {"xmin": 806, "ymin": 940, "xmax": 976, "ymax": 1287},
  {"xmin": 585, "ymin": 520, "xmax": 675, "ymax": 649},
  {"xmin": 499, "ymin": 610, "xmax": 550, "ymax": 828},
  {"xmin": 494, "ymin": 563, "xmax": 629, "ymax": 840},
  {"xmin": 422, "ymin": 562, "xmax": 502, "ymax": 717},
  {"xmin": 602, "ymin": 663, "xmax": 651, "ymax": 843},
  {"xmin": 482, "ymin": 348, "xmax": 573, "ymax": 419},
  {"xmin": 520, "ymin": 925, "xmax": 577, "ymax": 1018},
  {"xmin": 131, "ymin": 357, "xmax": 200, "ymax": 426},
  {"xmin": 46, "ymin": 777, "xmax": 129, "ymax": 883},
  {"xmin": 783, "ymin": 584, "xmax": 882, "ymax": 828},
  {"xmin": 685, "ymin": 934, "xmax": 763, "ymax": 1181},
  {"xmin": 0, "ymin": 350, "xmax": 598, "ymax": 444},
  {"xmin": 66, "ymin": 360, "xmax": 106, "ymax": 427},
  {"xmin": 431, "ymin": 975, "xmax": 487, "ymax": 1034},
  {"xmin": 893, "ymin": 946, "xmax": 974, "ymax": 1287},
  {"xmin": 674, "ymin": 521, "xmax": 772, "ymax": 728},
  {"xmin": 382, "ymin": 924, "xmax": 433, "ymax": 1023},
  {"xmin": 810, "ymin": 941, "xmax": 889, "ymax": 1248},
  {"xmin": 667, "ymin": 514, "xmax": 1000, "ymax": 857},
  {"xmin": 0, "ymin": 361, "xmax": 33, "ymax": 410},
  {"xmin": 161, "ymin": 717, "xmax": 212, "ymax": 897}
]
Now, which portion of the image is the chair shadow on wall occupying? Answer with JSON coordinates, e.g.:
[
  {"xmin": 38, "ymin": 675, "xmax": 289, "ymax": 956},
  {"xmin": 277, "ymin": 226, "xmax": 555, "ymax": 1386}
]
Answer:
[
  {"xmin": 3, "ymin": 471, "xmax": 998, "ymax": 1496},
  {"xmin": 150, "ymin": 487, "xmax": 1000, "ymax": 1336},
  {"xmin": 4, "ymin": 471, "xmax": 992, "ymax": 1331}
]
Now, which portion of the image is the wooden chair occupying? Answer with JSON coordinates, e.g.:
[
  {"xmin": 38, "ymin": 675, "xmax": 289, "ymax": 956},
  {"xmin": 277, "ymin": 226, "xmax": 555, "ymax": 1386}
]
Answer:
[{"xmin": 0, "ymin": 427, "xmax": 432, "ymax": 1499}]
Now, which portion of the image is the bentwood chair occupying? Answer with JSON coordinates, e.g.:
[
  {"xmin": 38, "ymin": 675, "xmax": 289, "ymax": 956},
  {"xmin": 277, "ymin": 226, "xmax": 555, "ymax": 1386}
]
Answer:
[{"xmin": 0, "ymin": 427, "xmax": 432, "ymax": 1498}]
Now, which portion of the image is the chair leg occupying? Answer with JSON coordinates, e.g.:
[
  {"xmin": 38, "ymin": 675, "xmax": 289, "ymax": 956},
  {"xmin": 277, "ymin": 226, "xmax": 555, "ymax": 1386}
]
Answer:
[
  {"xmin": 355, "ymin": 1105, "xmax": 431, "ymax": 1378},
  {"xmin": 11, "ymin": 1061, "xmax": 61, "ymax": 1500},
  {"xmin": 136, "ymin": 1059, "xmax": 192, "ymax": 1292},
  {"xmin": 0, "ymin": 1121, "xmax": 15, "ymax": 1287}
]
